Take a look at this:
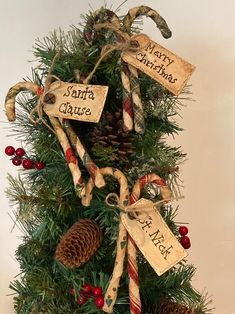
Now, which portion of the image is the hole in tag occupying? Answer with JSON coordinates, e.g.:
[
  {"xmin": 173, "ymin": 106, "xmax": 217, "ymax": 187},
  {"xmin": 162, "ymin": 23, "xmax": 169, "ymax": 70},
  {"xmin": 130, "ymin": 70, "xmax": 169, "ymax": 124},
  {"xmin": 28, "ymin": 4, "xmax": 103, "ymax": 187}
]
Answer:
[{"xmin": 130, "ymin": 40, "xmax": 140, "ymax": 49}]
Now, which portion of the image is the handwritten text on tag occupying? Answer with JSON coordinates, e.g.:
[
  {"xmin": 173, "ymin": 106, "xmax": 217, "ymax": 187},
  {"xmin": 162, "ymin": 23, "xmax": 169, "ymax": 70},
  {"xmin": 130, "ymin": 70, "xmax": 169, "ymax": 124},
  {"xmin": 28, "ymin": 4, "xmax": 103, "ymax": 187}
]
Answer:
[
  {"xmin": 43, "ymin": 81, "xmax": 109, "ymax": 123},
  {"xmin": 121, "ymin": 210, "xmax": 187, "ymax": 275},
  {"xmin": 122, "ymin": 36, "xmax": 195, "ymax": 96}
]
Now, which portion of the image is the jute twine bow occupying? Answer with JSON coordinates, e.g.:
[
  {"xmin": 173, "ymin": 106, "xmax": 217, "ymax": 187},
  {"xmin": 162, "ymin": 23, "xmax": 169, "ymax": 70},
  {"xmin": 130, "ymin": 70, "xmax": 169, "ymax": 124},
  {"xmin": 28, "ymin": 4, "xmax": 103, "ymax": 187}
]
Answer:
[
  {"xmin": 29, "ymin": 52, "xmax": 61, "ymax": 132},
  {"xmin": 29, "ymin": 75, "xmax": 63, "ymax": 133},
  {"xmin": 105, "ymin": 192, "xmax": 170, "ymax": 220}
]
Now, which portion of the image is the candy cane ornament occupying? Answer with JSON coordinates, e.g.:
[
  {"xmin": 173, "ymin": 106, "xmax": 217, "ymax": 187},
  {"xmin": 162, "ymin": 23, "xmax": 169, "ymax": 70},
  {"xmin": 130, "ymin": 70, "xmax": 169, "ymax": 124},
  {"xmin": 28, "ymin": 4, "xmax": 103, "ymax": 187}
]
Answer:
[
  {"xmin": 84, "ymin": 6, "xmax": 172, "ymax": 134},
  {"xmin": 4, "ymin": 82, "xmax": 85, "ymax": 194},
  {"xmin": 84, "ymin": 8, "xmax": 138, "ymax": 133},
  {"xmin": 122, "ymin": 5, "xmax": 172, "ymax": 134},
  {"xmin": 92, "ymin": 6, "xmax": 172, "ymax": 133},
  {"xmin": 82, "ymin": 169, "xmax": 172, "ymax": 314},
  {"xmin": 4, "ymin": 81, "xmax": 105, "ymax": 195},
  {"xmin": 84, "ymin": 8, "xmax": 121, "ymax": 43},
  {"xmin": 127, "ymin": 174, "xmax": 172, "ymax": 314},
  {"xmin": 61, "ymin": 119, "xmax": 105, "ymax": 188},
  {"xmin": 122, "ymin": 5, "xmax": 172, "ymax": 39},
  {"xmin": 81, "ymin": 167, "xmax": 129, "ymax": 313}
]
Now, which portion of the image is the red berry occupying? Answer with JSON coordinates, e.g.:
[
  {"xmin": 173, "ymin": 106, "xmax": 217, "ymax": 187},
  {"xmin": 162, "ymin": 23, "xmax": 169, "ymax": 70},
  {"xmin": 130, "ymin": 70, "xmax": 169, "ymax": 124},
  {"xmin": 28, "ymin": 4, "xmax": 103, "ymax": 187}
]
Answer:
[
  {"xmin": 12, "ymin": 157, "xmax": 22, "ymax": 166},
  {"xmin": 15, "ymin": 147, "xmax": 25, "ymax": 157},
  {"xmin": 35, "ymin": 161, "xmax": 45, "ymax": 170},
  {"xmin": 180, "ymin": 236, "xmax": 191, "ymax": 249},
  {"xmin": 69, "ymin": 288, "xmax": 75, "ymax": 295},
  {"xmin": 179, "ymin": 226, "xmax": 189, "ymax": 236},
  {"xmin": 76, "ymin": 294, "xmax": 87, "ymax": 305},
  {"xmin": 5, "ymin": 146, "xmax": 15, "ymax": 156},
  {"xmin": 22, "ymin": 159, "xmax": 34, "ymax": 169},
  {"xmin": 82, "ymin": 283, "xmax": 93, "ymax": 295},
  {"xmin": 92, "ymin": 286, "xmax": 103, "ymax": 297},
  {"xmin": 95, "ymin": 296, "xmax": 104, "ymax": 309}
]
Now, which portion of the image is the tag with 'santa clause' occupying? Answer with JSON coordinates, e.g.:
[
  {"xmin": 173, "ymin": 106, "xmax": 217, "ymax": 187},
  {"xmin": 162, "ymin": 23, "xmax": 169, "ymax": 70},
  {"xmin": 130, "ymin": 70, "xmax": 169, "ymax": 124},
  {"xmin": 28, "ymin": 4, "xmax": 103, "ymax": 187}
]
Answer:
[
  {"xmin": 121, "ymin": 203, "xmax": 188, "ymax": 276},
  {"xmin": 43, "ymin": 81, "xmax": 109, "ymax": 123},
  {"xmin": 122, "ymin": 34, "xmax": 195, "ymax": 96}
]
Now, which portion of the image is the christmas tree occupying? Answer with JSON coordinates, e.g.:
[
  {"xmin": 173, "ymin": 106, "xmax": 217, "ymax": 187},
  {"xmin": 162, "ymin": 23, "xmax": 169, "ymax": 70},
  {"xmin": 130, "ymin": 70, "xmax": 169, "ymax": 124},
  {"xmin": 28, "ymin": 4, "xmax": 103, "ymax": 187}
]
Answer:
[{"xmin": 3, "ymin": 5, "xmax": 213, "ymax": 314}]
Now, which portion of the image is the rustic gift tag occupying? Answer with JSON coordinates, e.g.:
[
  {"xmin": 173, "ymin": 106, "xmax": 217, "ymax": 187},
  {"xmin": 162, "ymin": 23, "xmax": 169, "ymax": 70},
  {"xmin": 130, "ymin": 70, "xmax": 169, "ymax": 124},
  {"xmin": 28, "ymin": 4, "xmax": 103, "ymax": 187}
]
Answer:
[
  {"xmin": 43, "ymin": 81, "xmax": 109, "ymax": 123},
  {"xmin": 121, "ymin": 206, "xmax": 188, "ymax": 275},
  {"xmin": 122, "ymin": 35, "xmax": 195, "ymax": 95}
]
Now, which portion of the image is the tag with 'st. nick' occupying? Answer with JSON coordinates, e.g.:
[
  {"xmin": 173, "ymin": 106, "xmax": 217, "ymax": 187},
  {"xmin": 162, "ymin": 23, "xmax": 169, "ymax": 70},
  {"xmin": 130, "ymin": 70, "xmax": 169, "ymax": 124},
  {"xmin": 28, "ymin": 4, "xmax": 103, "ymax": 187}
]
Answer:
[
  {"xmin": 122, "ymin": 34, "xmax": 195, "ymax": 96},
  {"xmin": 121, "ymin": 205, "xmax": 188, "ymax": 276},
  {"xmin": 43, "ymin": 80, "xmax": 109, "ymax": 123}
]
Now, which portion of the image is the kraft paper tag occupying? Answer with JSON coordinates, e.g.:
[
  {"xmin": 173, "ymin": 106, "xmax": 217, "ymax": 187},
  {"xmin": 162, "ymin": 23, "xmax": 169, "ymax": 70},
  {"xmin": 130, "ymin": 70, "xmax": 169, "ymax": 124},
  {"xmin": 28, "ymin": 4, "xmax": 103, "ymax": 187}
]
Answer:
[
  {"xmin": 43, "ymin": 81, "xmax": 109, "ymax": 123},
  {"xmin": 121, "ymin": 208, "xmax": 188, "ymax": 275},
  {"xmin": 122, "ymin": 35, "xmax": 195, "ymax": 96}
]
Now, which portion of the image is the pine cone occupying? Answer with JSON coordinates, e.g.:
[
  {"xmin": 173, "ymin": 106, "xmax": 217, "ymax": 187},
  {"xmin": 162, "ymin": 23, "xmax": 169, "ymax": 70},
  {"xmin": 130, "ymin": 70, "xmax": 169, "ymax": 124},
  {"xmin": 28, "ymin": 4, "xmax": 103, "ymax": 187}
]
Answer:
[
  {"xmin": 55, "ymin": 219, "xmax": 103, "ymax": 268},
  {"xmin": 159, "ymin": 299, "xmax": 194, "ymax": 314},
  {"xmin": 91, "ymin": 111, "xmax": 135, "ymax": 162}
]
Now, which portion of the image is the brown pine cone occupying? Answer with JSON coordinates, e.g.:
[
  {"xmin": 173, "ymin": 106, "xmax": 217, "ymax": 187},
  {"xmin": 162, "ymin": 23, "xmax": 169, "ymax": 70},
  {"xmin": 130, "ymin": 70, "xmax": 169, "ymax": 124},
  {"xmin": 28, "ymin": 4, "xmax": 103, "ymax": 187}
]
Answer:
[
  {"xmin": 91, "ymin": 111, "xmax": 135, "ymax": 162},
  {"xmin": 55, "ymin": 219, "xmax": 103, "ymax": 268},
  {"xmin": 159, "ymin": 299, "xmax": 194, "ymax": 314}
]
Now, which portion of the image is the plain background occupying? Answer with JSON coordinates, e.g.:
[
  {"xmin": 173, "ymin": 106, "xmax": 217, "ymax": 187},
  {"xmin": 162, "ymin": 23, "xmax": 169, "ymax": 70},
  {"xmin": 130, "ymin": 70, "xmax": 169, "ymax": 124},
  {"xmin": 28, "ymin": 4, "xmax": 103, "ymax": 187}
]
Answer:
[{"xmin": 1, "ymin": 0, "xmax": 235, "ymax": 313}]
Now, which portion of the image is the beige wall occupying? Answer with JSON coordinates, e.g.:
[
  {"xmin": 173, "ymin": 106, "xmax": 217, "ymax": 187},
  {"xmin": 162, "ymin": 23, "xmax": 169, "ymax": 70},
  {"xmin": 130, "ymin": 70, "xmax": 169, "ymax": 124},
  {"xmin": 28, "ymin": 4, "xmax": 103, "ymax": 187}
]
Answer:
[{"xmin": 0, "ymin": 0, "xmax": 234, "ymax": 313}]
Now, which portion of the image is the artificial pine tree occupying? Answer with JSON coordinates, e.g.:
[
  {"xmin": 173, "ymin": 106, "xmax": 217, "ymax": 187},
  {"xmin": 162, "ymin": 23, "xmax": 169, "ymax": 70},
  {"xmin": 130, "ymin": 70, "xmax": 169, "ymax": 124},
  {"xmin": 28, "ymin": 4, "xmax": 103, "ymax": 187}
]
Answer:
[{"xmin": 3, "ymin": 4, "xmax": 213, "ymax": 314}]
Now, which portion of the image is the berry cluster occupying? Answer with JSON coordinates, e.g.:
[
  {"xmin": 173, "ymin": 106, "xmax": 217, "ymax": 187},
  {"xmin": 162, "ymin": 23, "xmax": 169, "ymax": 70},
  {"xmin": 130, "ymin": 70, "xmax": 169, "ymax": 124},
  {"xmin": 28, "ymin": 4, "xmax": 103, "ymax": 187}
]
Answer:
[
  {"xmin": 178, "ymin": 226, "xmax": 191, "ymax": 249},
  {"xmin": 70, "ymin": 283, "xmax": 104, "ymax": 309},
  {"xmin": 5, "ymin": 146, "xmax": 45, "ymax": 170}
]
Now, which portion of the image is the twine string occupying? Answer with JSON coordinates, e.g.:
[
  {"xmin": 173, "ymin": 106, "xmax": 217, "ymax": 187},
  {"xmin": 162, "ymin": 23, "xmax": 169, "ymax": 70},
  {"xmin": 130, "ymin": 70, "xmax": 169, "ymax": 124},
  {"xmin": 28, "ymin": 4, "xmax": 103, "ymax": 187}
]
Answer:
[
  {"xmin": 84, "ymin": 23, "xmax": 150, "ymax": 84},
  {"xmin": 29, "ymin": 52, "xmax": 61, "ymax": 133},
  {"xmin": 105, "ymin": 192, "xmax": 172, "ymax": 220}
]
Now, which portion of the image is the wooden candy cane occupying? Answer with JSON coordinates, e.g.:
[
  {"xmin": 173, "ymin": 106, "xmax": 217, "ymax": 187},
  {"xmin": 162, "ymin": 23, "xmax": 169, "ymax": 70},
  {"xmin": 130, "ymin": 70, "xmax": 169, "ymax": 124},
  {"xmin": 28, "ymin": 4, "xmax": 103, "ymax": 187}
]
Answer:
[
  {"xmin": 84, "ymin": 8, "xmax": 121, "ymax": 43},
  {"xmin": 127, "ymin": 174, "xmax": 172, "ymax": 314},
  {"xmin": 81, "ymin": 167, "xmax": 129, "ymax": 313},
  {"xmin": 121, "ymin": 5, "xmax": 173, "ymax": 133},
  {"xmin": 61, "ymin": 119, "xmax": 105, "ymax": 188},
  {"xmin": 4, "ymin": 82, "xmax": 84, "ymax": 195},
  {"xmin": 122, "ymin": 5, "xmax": 172, "ymax": 39},
  {"xmin": 82, "ymin": 170, "xmax": 172, "ymax": 314},
  {"xmin": 4, "ymin": 82, "xmax": 105, "ymax": 196},
  {"xmin": 84, "ymin": 8, "xmax": 139, "ymax": 133}
]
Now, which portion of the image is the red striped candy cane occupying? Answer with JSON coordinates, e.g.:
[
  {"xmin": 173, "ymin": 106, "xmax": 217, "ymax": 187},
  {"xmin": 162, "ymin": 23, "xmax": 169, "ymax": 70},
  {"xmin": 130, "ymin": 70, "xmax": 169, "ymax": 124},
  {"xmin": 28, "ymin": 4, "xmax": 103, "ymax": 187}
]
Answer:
[
  {"xmin": 121, "ymin": 62, "xmax": 134, "ymax": 132},
  {"xmin": 4, "ymin": 81, "xmax": 106, "ymax": 196},
  {"xmin": 81, "ymin": 167, "xmax": 129, "ymax": 313},
  {"xmin": 62, "ymin": 119, "xmax": 105, "ymax": 188},
  {"xmin": 83, "ymin": 9, "xmax": 135, "ymax": 133},
  {"xmin": 121, "ymin": 5, "xmax": 172, "ymax": 134},
  {"xmin": 128, "ymin": 173, "xmax": 172, "ymax": 314},
  {"xmin": 4, "ymin": 82, "xmax": 84, "ymax": 195}
]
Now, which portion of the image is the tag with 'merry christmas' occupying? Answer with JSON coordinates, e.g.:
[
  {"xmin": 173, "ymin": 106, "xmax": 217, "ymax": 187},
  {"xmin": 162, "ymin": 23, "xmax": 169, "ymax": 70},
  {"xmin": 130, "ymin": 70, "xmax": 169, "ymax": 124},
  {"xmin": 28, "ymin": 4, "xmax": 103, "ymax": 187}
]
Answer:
[
  {"xmin": 43, "ymin": 80, "xmax": 109, "ymax": 123},
  {"xmin": 121, "ymin": 201, "xmax": 188, "ymax": 275},
  {"xmin": 122, "ymin": 34, "xmax": 195, "ymax": 96}
]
